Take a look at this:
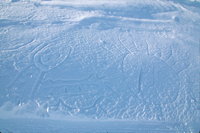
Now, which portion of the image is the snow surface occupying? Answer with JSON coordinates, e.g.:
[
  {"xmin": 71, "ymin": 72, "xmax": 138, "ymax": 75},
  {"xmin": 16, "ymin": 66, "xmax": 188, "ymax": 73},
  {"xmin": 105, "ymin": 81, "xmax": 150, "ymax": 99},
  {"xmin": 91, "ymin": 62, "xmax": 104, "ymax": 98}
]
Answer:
[{"xmin": 0, "ymin": 0, "xmax": 200, "ymax": 132}]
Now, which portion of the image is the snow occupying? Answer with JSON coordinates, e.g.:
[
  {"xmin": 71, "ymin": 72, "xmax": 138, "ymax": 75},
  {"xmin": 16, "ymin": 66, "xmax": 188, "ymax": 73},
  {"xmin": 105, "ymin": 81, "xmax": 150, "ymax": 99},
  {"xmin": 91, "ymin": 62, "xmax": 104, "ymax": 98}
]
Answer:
[{"xmin": 0, "ymin": 0, "xmax": 200, "ymax": 132}]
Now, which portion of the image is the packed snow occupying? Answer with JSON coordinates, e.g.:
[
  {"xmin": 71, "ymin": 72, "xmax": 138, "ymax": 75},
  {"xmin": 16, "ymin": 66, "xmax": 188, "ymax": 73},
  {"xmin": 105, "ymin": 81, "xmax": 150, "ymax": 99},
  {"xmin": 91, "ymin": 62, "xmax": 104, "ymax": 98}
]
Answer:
[{"xmin": 0, "ymin": 0, "xmax": 199, "ymax": 132}]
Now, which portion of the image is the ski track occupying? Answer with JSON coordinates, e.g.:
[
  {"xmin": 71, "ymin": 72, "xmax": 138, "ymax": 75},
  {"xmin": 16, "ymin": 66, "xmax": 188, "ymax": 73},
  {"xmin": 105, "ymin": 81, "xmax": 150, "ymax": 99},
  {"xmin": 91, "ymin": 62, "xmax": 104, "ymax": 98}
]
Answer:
[{"xmin": 0, "ymin": 0, "xmax": 200, "ymax": 132}]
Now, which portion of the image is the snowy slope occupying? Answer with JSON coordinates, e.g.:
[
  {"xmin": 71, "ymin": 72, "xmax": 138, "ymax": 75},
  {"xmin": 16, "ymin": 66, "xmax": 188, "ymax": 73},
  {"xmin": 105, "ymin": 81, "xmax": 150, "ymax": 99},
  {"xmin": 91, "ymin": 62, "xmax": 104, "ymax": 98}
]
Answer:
[{"xmin": 0, "ymin": 0, "xmax": 200, "ymax": 132}]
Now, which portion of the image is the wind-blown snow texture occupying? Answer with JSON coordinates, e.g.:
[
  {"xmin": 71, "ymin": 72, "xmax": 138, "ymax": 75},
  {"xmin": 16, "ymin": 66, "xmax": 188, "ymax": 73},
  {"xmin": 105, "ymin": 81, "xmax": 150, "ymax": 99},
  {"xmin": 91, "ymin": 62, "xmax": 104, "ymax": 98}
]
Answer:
[{"xmin": 0, "ymin": 0, "xmax": 200, "ymax": 132}]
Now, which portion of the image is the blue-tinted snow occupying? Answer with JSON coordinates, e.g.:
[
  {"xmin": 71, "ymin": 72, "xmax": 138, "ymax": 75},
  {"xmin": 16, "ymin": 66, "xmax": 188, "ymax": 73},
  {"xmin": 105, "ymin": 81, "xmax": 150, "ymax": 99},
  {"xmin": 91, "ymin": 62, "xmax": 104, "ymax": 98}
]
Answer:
[{"xmin": 0, "ymin": 0, "xmax": 199, "ymax": 132}]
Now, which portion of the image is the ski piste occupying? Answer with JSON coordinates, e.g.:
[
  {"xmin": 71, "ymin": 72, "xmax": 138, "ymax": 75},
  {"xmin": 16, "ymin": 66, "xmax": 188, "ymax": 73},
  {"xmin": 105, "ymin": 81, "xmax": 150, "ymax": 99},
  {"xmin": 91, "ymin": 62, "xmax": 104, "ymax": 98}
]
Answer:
[{"xmin": 0, "ymin": 0, "xmax": 199, "ymax": 132}]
